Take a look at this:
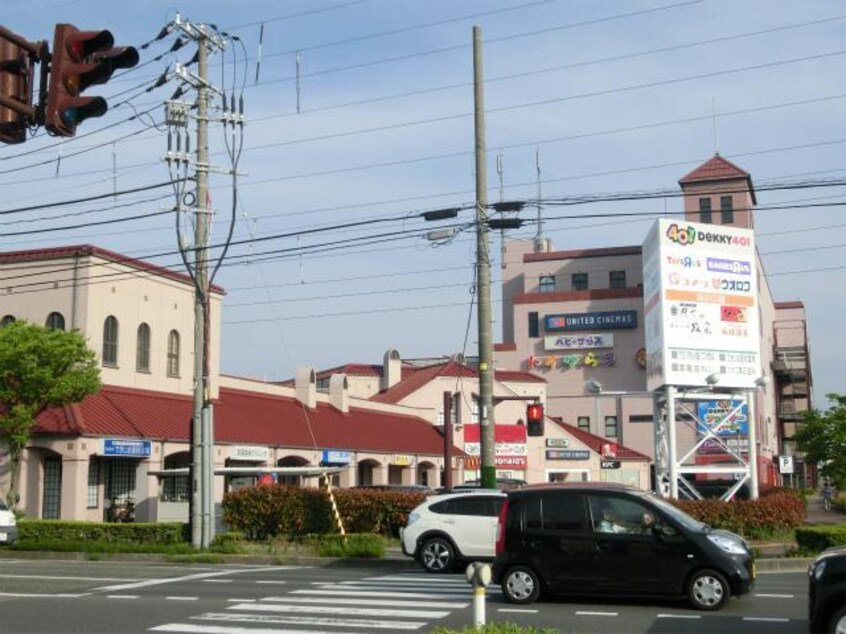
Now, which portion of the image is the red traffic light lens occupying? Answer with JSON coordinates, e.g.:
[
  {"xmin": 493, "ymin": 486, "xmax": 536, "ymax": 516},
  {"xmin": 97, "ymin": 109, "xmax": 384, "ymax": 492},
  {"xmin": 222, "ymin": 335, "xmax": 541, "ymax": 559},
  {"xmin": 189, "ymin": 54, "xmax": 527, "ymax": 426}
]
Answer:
[{"xmin": 527, "ymin": 404, "xmax": 544, "ymax": 422}]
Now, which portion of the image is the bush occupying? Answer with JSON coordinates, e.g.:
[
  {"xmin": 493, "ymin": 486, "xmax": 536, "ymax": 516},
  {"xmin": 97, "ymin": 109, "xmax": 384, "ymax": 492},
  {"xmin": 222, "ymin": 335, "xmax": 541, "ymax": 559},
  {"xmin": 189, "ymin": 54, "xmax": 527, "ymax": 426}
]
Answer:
[
  {"xmin": 673, "ymin": 492, "xmax": 805, "ymax": 539},
  {"xmin": 222, "ymin": 486, "xmax": 425, "ymax": 540},
  {"xmin": 304, "ymin": 533, "xmax": 386, "ymax": 558},
  {"xmin": 17, "ymin": 519, "xmax": 187, "ymax": 544},
  {"xmin": 795, "ymin": 525, "xmax": 846, "ymax": 552}
]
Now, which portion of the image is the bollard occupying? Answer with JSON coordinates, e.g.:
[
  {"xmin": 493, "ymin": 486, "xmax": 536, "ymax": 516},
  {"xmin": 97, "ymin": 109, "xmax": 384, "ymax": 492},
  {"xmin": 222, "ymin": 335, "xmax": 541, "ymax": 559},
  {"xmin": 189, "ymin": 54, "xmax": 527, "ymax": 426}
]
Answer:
[{"xmin": 465, "ymin": 561, "xmax": 492, "ymax": 629}]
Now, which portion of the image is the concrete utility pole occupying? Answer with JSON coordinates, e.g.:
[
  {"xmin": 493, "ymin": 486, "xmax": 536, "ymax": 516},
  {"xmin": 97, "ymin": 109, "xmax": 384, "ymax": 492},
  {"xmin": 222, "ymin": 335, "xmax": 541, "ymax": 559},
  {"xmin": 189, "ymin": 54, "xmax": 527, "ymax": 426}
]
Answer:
[{"xmin": 472, "ymin": 26, "xmax": 496, "ymax": 489}]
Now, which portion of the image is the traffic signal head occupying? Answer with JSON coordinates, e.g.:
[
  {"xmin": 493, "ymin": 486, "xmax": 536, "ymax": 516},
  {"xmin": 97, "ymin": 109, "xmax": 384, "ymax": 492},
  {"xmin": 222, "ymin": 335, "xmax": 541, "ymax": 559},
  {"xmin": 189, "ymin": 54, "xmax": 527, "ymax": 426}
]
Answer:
[
  {"xmin": 526, "ymin": 403, "xmax": 545, "ymax": 437},
  {"xmin": 45, "ymin": 24, "xmax": 139, "ymax": 137},
  {"xmin": 0, "ymin": 37, "xmax": 34, "ymax": 144}
]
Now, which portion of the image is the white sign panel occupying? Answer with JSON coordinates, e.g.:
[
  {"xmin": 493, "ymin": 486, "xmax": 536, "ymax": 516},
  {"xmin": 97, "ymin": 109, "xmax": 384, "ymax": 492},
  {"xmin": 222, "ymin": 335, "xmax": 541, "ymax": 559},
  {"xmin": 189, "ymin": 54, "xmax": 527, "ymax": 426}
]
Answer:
[
  {"xmin": 778, "ymin": 455, "xmax": 795, "ymax": 475},
  {"xmin": 544, "ymin": 333, "xmax": 614, "ymax": 351},
  {"xmin": 642, "ymin": 218, "xmax": 760, "ymax": 390},
  {"xmin": 232, "ymin": 445, "xmax": 270, "ymax": 461}
]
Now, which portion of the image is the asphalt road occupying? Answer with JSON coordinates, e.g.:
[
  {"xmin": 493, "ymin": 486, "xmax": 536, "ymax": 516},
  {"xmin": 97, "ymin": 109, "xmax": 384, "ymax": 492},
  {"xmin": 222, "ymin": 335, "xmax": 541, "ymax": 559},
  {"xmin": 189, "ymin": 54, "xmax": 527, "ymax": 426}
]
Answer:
[{"xmin": 0, "ymin": 558, "xmax": 811, "ymax": 633}]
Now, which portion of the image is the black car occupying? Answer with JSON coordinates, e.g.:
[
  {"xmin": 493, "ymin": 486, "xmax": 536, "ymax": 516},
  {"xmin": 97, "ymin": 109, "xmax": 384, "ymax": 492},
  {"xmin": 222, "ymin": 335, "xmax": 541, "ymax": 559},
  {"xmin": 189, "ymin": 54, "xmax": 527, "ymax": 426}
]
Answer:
[
  {"xmin": 492, "ymin": 483, "xmax": 755, "ymax": 610},
  {"xmin": 809, "ymin": 546, "xmax": 846, "ymax": 633}
]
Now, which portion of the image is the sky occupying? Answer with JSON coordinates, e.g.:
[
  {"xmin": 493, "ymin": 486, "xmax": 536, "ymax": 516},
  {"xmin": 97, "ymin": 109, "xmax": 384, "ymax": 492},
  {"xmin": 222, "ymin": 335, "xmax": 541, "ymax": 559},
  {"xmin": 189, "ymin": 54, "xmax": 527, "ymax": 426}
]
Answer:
[{"xmin": 1, "ymin": 0, "xmax": 843, "ymax": 407}]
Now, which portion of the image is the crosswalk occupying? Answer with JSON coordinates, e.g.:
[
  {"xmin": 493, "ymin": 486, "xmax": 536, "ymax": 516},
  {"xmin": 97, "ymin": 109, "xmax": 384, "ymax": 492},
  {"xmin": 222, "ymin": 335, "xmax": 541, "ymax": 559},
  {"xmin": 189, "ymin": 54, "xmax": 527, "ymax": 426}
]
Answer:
[{"xmin": 150, "ymin": 572, "xmax": 485, "ymax": 633}]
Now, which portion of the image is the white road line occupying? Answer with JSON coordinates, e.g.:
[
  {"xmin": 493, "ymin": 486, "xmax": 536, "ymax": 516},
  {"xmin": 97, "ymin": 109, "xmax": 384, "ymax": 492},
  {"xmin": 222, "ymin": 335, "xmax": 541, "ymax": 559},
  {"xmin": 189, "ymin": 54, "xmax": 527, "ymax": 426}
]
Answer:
[
  {"xmin": 0, "ymin": 592, "xmax": 89, "ymax": 598},
  {"xmin": 291, "ymin": 588, "xmax": 468, "ymax": 600},
  {"xmin": 498, "ymin": 608, "xmax": 539, "ymax": 613},
  {"xmin": 167, "ymin": 596, "xmax": 200, "ymax": 601},
  {"xmin": 311, "ymin": 583, "xmax": 470, "ymax": 595},
  {"xmin": 195, "ymin": 612, "xmax": 425, "ymax": 630},
  {"xmin": 755, "ymin": 593, "xmax": 794, "ymax": 598},
  {"xmin": 657, "ymin": 614, "xmax": 702, "ymax": 619},
  {"xmin": 226, "ymin": 599, "xmax": 255, "ymax": 603},
  {"xmin": 229, "ymin": 602, "xmax": 450, "ymax": 619},
  {"xmin": 95, "ymin": 568, "xmax": 266, "ymax": 592},
  {"xmin": 575, "ymin": 611, "xmax": 619, "ymax": 616},
  {"xmin": 203, "ymin": 580, "xmax": 233, "ymax": 584},
  {"xmin": 260, "ymin": 596, "xmax": 469, "ymax": 609},
  {"xmin": 743, "ymin": 617, "xmax": 791, "ymax": 622},
  {"xmin": 0, "ymin": 574, "xmax": 141, "ymax": 582},
  {"xmin": 152, "ymin": 625, "xmax": 353, "ymax": 634},
  {"xmin": 107, "ymin": 594, "xmax": 139, "ymax": 599},
  {"xmin": 255, "ymin": 581, "xmax": 288, "ymax": 585}
]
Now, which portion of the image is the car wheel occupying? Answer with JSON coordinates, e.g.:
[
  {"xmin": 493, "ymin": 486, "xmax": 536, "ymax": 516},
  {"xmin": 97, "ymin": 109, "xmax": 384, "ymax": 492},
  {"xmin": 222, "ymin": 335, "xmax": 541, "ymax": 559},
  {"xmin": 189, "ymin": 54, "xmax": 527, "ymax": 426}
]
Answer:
[
  {"xmin": 827, "ymin": 605, "xmax": 846, "ymax": 634},
  {"xmin": 686, "ymin": 568, "xmax": 729, "ymax": 610},
  {"xmin": 420, "ymin": 537, "xmax": 455, "ymax": 573},
  {"xmin": 501, "ymin": 565, "xmax": 541, "ymax": 604}
]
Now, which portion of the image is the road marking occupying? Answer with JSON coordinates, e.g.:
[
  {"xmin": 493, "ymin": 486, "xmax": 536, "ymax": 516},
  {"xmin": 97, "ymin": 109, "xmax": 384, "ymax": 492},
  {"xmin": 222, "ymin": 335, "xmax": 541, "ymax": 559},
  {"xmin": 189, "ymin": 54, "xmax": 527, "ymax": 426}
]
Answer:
[
  {"xmin": 229, "ymin": 602, "xmax": 450, "ymax": 619},
  {"xmin": 0, "ymin": 592, "xmax": 89, "ymax": 598},
  {"xmin": 255, "ymin": 581, "xmax": 288, "ymax": 585},
  {"xmin": 195, "ymin": 611, "xmax": 425, "ymax": 630},
  {"xmin": 226, "ymin": 599, "xmax": 255, "ymax": 603},
  {"xmin": 755, "ymin": 593, "xmax": 794, "ymax": 598},
  {"xmin": 292, "ymin": 588, "xmax": 467, "ymax": 600},
  {"xmin": 152, "ymin": 625, "xmax": 352, "ymax": 633},
  {"xmin": 167, "ymin": 596, "xmax": 200, "ymax": 601},
  {"xmin": 498, "ymin": 608, "xmax": 539, "ymax": 613},
  {"xmin": 312, "ymin": 583, "xmax": 470, "ymax": 594},
  {"xmin": 0, "ymin": 574, "xmax": 141, "ymax": 582},
  {"xmin": 743, "ymin": 617, "xmax": 791, "ymax": 622},
  {"xmin": 203, "ymin": 579, "xmax": 233, "ymax": 584},
  {"xmin": 575, "ymin": 611, "xmax": 619, "ymax": 616},
  {"xmin": 94, "ymin": 568, "xmax": 274, "ymax": 592},
  {"xmin": 261, "ymin": 596, "xmax": 469, "ymax": 609},
  {"xmin": 107, "ymin": 595, "xmax": 139, "ymax": 599},
  {"xmin": 657, "ymin": 614, "xmax": 702, "ymax": 619}
]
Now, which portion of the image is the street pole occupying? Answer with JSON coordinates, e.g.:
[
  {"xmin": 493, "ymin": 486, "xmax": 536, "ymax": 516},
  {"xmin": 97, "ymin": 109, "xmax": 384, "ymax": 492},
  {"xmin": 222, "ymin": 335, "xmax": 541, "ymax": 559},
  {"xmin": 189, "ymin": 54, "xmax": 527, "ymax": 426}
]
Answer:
[
  {"xmin": 443, "ymin": 391, "xmax": 453, "ymax": 491},
  {"xmin": 472, "ymin": 26, "xmax": 495, "ymax": 490},
  {"xmin": 191, "ymin": 30, "xmax": 210, "ymax": 550}
]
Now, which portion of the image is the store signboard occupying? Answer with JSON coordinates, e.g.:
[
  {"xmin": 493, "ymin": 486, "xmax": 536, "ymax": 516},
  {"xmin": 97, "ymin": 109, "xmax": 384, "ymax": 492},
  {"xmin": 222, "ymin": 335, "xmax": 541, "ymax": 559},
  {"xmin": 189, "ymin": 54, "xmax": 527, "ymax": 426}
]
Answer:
[
  {"xmin": 545, "ymin": 449, "xmax": 590, "ymax": 461},
  {"xmin": 464, "ymin": 425, "xmax": 527, "ymax": 468},
  {"xmin": 322, "ymin": 449, "xmax": 352, "ymax": 465},
  {"xmin": 102, "ymin": 438, "xmax": 151, "ymax": 457},
  {"xmin": 642, "ymin": 218, "xmax": 760, "ymax": 390},
  {"xmin": 696, "ymin": 400, "xmax": 749, "ymax": 436},
  {"xmin": 544, "ymin": 333, "xmax": 614, "ymax": 351},
  {"xmin": 232, "ymin": 445, "xmax": 269, "ymax": 461},
  {"xmin": 545, "ymin": 311, "xmax": 637, "ymax": 332}
]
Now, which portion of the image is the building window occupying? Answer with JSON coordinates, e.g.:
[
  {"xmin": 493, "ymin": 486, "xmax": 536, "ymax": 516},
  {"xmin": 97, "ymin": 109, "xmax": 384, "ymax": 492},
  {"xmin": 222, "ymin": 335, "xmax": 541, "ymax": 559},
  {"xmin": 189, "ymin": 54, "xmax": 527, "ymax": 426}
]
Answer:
[
  {"xmin": 45, "ymin": 312, "xmax": 65, "ymax": 330},
  {"xmin": 87, "ymin": 460, "xmax": 99, "ymax": 508},
  {"xmin": 167, "ymin": 330, "xmax": 180, "ymax": 377},
  {"xmin": 102, "ymin": 315, "xmax": 119, "ymax": 367},
  {"xmin": 161, "ymin": 453, "xmax": 190, "ymax": 503},
  {"xmin": 721, "ymin": 195, "xmax": 734, "ymax": 223},
  {"xmin": 698, "ymin": 197, "xmax": 712, "ymax": 223},
  {"xmin": 604, "ymin": 416, "xmax": 618, "ymax": 437},
  {"xmin": 577, "ymin": 416, "xmax": 590, "ymax": 431},
  {"xmin": 609, "ymin": 270, "xmax": 626, "ymax": 289},
  {"xmin": 571, "ymin": 273, "xmax": 588, "ymax": 291},
  {"xmin": 1, "ymin": 315, "xmax": 15, "ymax": 326},
  {"xmin": 628, "ymin": 414, "xmax": 654, "ymax": 423},
  {"xmin": 539, "ymin": 275, "xmax": 555, "ymax": 293},
  {"xmin": 42, "ymin": 456, "xmax": 62, "ymax": 520},
  {"xmin": 528, "ymin": 312, "xmax": 539, "ymax": 337},
  {"xmin": 136, "ymin": 323, "xmax": 151, "ymax": 373},
  {"xmin": 471, "ymin": 397, "xmax": 480, "ymax": 423}
]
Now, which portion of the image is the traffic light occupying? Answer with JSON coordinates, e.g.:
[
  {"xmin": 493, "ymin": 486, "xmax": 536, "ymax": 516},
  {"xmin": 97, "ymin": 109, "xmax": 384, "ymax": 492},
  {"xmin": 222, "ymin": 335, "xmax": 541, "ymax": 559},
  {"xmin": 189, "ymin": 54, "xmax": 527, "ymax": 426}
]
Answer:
[
  {"xmin": 0, "ymin": 36, "xmax": 34, "ymax": 144},
  {"xmin": 45, "ymin": 24, "xmax": 138, "ymax": 137},
  {"xmin": 526, "ymin": 403, "xmax": 545, "ymax": 437}
]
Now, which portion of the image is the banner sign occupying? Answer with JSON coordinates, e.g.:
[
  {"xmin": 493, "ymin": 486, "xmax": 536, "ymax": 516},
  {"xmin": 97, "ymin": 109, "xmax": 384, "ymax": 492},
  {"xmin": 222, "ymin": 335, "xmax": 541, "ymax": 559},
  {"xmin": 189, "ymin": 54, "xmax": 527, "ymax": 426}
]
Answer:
[
  {"xmin": 544, "ymin": 333, "xmax": 614, "ymax": 351},
  {"xmin": 464, "ymin": 456, "xmax": 528, "ymax": 469},
  {"xmin": 321, "ymin": 449, "xmax": 352, "ymax": 465},
  {"xmin": 696, "ymin": 400, "xmax": 749, "ymax": 436},
  {"xmin": 102, "ymin": 439, "xmax": 151, "ymax": 457},
  {"xmin": 464, "ymin": 425, "xmax": 527, "ymax": 469},
  {"xmin": 545, "ymin": 449, "xmax": 590, "ymax": 461},
  {"xmin": 545, "ymin": 311, "xmax": 637, "ymax": 332},
  {"xmin": 697, "ymin": 437, "xmax": 749, "ymax": 454}
]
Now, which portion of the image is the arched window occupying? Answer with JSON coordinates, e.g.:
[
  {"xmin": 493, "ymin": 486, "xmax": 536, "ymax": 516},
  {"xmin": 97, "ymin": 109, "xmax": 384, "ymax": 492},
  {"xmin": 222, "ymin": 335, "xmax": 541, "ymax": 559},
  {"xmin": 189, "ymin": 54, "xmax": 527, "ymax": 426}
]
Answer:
[
  {"xmin": 45, "ymin": 312, "xmax": 65, "ymax": 330},
  {"xmin": 167, "ymin": 330, "xmax": 180, "ymax": 377},
  {"xmin": 102, "ymin": 315, "xmax": 119, "ymax": 367},
  {"xmin": 136, "ymin": 323, "xmax": 151, "ymax": 372},
  {"xmin": 1, "ymin": 315, "xmax": 15, "ymax": 326}
]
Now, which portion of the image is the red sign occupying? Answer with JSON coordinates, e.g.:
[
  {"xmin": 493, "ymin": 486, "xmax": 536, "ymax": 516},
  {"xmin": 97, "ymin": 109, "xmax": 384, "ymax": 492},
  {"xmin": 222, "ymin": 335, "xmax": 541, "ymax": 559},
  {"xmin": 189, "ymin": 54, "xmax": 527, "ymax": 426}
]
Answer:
[
  {"xmin": 464, "ymin": 424, "xmax": 527, "ymax": 470},
  {"xmin": 464, "ymin": 456, "xmax": 528, "ymax": 469},
  {"xmin": 463, "ymin": 424, "xmax": 527, "ymax": 443}
]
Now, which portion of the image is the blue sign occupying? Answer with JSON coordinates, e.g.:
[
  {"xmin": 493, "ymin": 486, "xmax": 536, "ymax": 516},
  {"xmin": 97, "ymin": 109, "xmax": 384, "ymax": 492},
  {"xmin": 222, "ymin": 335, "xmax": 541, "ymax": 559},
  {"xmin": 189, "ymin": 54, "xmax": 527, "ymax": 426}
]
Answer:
[
  {"xmin": 103, "ymin": 438, "xmax": 152, "ymax": 457},
  {"xmin": 546, "ymin": 449, "xmax": 591, "ymax": 461},
  {"xmin": 322, "ymin": 449, "xmax": 352, "ymax": 465},
  {"xmin": 545, "ymin": 310, "xmax": 637, "ymax": 332},
  {"xmin": 696, "ymin": 401, "xmax": 748, "ymax": 436}
]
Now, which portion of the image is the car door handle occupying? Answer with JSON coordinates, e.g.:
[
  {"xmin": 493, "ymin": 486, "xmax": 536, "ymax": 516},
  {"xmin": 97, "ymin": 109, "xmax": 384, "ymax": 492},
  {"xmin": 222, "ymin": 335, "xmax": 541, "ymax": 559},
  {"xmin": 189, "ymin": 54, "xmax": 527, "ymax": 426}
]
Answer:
[
  {"xmin": 528, "ymin": 539, "xmax": 543, "ymax": 549},
  {"xmin": 442, "ymin": 519, "xmax": 455, "ymax": 524},
  {"xmin": 596, "ymin": 540, "xmax": 613, "ymax": 551}
]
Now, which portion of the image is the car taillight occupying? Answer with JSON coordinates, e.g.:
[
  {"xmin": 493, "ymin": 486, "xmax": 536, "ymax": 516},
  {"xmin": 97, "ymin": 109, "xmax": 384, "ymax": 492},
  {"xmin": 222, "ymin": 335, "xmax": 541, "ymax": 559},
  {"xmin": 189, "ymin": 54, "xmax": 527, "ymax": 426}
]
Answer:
[{"xmin": 495, "ymin": 499, "xmax": 509, "ymax": 556}]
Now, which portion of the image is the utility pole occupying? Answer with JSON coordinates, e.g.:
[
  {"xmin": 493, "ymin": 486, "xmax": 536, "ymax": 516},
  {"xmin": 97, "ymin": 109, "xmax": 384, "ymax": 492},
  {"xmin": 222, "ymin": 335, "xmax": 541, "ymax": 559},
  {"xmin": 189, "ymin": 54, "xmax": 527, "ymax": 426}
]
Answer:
[{"xmin": 472, "ymin": 26, "xmax": 496, "ymax": 489}]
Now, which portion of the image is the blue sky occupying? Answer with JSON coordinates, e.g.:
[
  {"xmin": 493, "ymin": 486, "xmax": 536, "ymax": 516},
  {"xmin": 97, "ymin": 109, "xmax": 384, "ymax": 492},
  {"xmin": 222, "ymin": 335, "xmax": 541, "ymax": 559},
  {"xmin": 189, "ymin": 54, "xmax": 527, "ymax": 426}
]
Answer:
[{"xmin": 1, "ymin": 0, "xmax": 843, "ymax": 406}]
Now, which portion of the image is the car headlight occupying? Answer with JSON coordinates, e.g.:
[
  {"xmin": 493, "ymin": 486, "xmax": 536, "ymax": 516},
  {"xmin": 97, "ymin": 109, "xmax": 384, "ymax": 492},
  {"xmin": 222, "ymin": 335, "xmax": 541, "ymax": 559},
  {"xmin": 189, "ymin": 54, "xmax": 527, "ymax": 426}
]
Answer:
[
  {"xmin": 406, "ymin": 511, "xmax": 421, "ymax": 526},
  {"xmin": 707, "ymin": 533, "xmax": 747, "ymax": 555},
  {"xmin": 813, "ymin": 560, "xmax": 827, "ymax": 580}
]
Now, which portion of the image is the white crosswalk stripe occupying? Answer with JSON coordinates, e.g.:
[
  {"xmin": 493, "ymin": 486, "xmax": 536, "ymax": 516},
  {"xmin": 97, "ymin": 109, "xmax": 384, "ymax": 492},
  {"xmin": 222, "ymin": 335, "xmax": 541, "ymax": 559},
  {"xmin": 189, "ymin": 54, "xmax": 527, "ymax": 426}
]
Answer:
[{"xmin": 149, "ymin": 571, "xmax": 476, "ymax": 633}]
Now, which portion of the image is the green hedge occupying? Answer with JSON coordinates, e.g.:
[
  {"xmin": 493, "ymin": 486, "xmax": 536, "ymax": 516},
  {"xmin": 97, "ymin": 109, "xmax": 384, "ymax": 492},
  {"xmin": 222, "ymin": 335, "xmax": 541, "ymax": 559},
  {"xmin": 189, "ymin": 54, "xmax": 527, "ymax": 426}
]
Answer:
[
  {"xmin": 795, "ymin": 525, "xmax": 846, "ymax": 552},
  {"xmin": 222, "ymin": 486, "xmax": 425, "ymax": 539},
  {"xmin": 17, "ymin": 519, "xmax": 187, "ymax": 544},
  {"xmin": 673, "ymin": 492, "xmax": 806, "ymax": 539}
]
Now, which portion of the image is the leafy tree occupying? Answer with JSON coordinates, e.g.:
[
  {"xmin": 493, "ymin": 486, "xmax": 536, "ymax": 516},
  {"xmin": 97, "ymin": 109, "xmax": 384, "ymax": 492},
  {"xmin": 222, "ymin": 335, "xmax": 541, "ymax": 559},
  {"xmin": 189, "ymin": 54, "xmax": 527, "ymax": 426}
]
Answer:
[
  {"xmin": 0, "ymin": 321, "xmax": 100, "ymax": 506},
  {"xmin": 795, "ymin": 393, "xmax": 846, "ymax": 488}
]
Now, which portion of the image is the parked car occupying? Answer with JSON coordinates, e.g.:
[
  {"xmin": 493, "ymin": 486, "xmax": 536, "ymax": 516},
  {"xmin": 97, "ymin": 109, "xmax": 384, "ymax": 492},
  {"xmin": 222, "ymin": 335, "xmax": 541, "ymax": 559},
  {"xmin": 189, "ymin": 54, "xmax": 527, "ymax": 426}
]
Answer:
[
  {"xmin": 808, "ymin": 546, "xmax": 846, "ymax": 633},
  {"xmin": 0, "ymin": 499, "xmax": 17, "ymax": 545},
  {"xmin": 492, "ymin": 483, "xmax": 755, "ymax": 610},
  {"xmin": 401, "ymin": 490, "xmax": 506, "ymax": 572},
  {"xmin": 352, "ymin": 484, "xmax": 434, "ymax": 494},
  {"xmin": 436, "ymin": 478, "xmax": 527, "ymax": 494}
]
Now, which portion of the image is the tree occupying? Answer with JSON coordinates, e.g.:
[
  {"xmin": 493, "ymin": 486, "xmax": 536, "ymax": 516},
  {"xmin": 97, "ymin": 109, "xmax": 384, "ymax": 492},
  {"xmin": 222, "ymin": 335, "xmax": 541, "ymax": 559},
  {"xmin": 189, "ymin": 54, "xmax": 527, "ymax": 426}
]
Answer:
[
  {"xmin": 0, "ymin": 321, "xmax": 100, "ymax": 506},
  {"xmin": 795, "ymin": 393, "xmax": 846, "ymax": 488}
]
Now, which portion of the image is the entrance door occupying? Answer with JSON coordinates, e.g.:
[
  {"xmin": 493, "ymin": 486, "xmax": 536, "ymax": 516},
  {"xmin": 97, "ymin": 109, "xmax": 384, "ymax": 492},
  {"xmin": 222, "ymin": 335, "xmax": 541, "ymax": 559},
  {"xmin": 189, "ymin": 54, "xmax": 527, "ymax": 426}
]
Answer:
[
  {"xmin": 42, "ymin": 456, "xmax": 62, "ymax": 519},
  {"xmin": 104, "ymin": 459, "xmax": 137, "ymax": 522}
]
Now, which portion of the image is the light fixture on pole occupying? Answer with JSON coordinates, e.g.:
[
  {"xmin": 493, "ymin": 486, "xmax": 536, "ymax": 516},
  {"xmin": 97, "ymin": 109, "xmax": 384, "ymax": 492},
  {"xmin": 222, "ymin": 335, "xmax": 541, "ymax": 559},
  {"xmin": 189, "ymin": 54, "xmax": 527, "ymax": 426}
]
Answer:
[{"xmin": 587, "ymin": 380, "xmax": 603, "ymax": 437}]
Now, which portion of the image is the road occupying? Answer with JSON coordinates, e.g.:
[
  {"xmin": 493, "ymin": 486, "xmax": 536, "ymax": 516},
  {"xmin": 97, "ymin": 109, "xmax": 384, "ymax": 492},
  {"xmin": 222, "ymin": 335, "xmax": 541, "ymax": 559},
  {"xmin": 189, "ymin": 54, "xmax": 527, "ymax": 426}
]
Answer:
[{"xmin": 0, "ymin": 558, "xmax": 810, "ymax": 633}]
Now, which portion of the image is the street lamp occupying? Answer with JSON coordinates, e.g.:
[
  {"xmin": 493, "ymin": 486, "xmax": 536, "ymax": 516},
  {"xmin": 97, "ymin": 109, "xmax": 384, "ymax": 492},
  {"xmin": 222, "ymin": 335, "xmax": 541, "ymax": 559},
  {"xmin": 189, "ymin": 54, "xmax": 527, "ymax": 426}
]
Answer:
[{"xmin": 587, "ymin": 380, "xmax": 603, "ymax": 437}]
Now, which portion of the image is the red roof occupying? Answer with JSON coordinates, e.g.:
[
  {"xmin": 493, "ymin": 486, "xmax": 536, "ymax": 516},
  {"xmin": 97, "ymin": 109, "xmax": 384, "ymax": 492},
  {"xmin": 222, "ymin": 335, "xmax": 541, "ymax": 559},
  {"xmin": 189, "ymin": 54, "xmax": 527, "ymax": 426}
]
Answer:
[
  {"xmin": 678, "ymin": 154, "xmax": 750, "ymax": 184},
  {"xmin": 34, "ymin": 385, "xmax": 456, "ymax": 455},
  {"xmin": 551, "ymin": 418, "xmax": 650, "ymax": 461},
  {"xmin": 370, "ymin": 360, "xmax": 545, "ymax": 404},
  {"xmin": 0, "ymin": 244, "xmax": 225, "ymax": 295}
]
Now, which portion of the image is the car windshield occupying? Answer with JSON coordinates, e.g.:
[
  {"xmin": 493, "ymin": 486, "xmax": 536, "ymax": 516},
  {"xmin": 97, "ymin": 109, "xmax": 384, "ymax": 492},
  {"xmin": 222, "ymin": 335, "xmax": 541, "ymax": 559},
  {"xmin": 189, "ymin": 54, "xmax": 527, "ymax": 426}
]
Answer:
[{"xmin": 643, "ymin": 492, "xmax": 706, "ymax": 531}]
